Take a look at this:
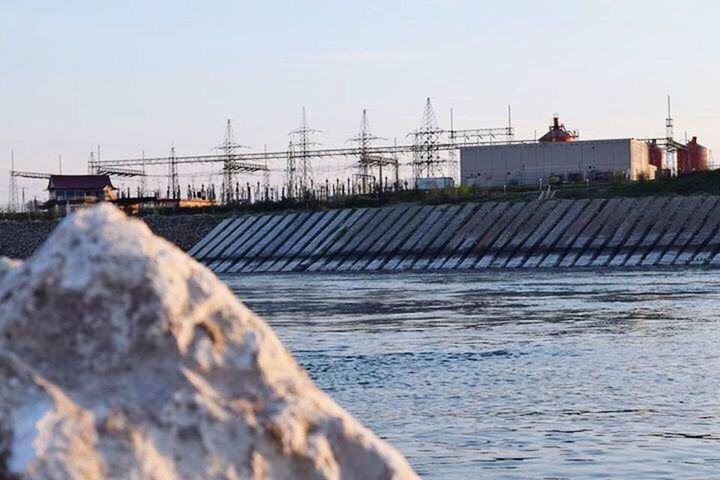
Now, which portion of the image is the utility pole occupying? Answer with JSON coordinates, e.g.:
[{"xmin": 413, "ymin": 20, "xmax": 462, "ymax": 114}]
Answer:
[
  {"xmin": 508, "ymin": 104, "xmax": 514, "ymax": 140},
  {"xmin": 393, "ymin": 137, "xmax": 399, "ymax": 190}
]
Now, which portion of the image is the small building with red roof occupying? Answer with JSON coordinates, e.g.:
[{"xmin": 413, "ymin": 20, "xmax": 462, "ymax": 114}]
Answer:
[{"xmin": 47, "ymin": 175, "xmax": 117, "ymax": 204}]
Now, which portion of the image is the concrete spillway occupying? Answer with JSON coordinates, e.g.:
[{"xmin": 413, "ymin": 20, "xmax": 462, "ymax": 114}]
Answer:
[{"xmin": 189, "ymin": 196, "xmax": 720, "ymax": 273}]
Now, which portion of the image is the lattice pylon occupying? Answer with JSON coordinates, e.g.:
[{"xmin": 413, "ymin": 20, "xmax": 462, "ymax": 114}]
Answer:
[
  {"xmin": 411, "ymin": 97, "xmax": 442, "ymax": 183},
  {"xmin": 289, "ymin": 107, "xmax": 320, "ymax": 198},
  {"xmin": 214, "ymin": 119, "xmax": 250, "ymax": 204},
  {"xmin": 349, "ymin": 109, "xmax": 385, "ymax": 194},
  {"xmin": 285, "ymin": 141, "xmax": 296, "ymax": 199},
  {"xmin": 8, "ymin": 151, "xmax": 18, "ymax": 212}
]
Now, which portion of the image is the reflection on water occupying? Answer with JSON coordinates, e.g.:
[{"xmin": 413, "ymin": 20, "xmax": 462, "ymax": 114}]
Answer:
[{"xmin": 223, "ymin": 269, "xmax": 720, "ymax": 479}]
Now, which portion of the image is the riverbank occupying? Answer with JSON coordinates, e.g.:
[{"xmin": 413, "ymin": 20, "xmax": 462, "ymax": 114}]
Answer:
[
  {"xmin": 0, "ymin": 213, "xmax": 224, "ymax": 258},
  {"xmin": 5, "ymin": 189, "xmax": 720, "ymax": 269},
  {"xmin": 195, "ymin": 195, "xmax": 720, "ymax": 273}
]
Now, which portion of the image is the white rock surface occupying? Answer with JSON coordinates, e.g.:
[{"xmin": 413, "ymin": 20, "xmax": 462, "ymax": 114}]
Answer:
[{"xmin": 0, "ymin": 204, "xmax": 419, "ymax": 480}]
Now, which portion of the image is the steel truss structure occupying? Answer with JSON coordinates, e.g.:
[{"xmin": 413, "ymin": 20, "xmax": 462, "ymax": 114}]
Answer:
[{"xmin": 81, "ymin": 99, "xmax": 521, "ymax": 202}]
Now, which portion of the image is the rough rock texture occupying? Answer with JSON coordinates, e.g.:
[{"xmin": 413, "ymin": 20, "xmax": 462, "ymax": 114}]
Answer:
[
  {"xmin": 143, "ymin": 214, "xmax": 225, "ymax": 252},
  {"xmin": 0, "ymin": 204, "xmax": 418, "ymax": 480},
  {"xmin": 0, "ymin": 214, "xmax": 223, "ymax": 259},
  {"xmin": 0, "ymin": 220, "xmax": 59, "ymax": 259}
]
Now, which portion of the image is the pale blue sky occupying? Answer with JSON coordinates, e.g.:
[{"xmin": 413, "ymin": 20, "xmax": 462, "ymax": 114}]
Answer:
[{"xmin": 2, "ymin": 0, "xmax": 718, "ymax": 199}]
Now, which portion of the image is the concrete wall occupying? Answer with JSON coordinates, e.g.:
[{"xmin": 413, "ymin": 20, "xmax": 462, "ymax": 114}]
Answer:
[
  {"xmin": 192, "ymin": 196, "xmax": 720, "ymax": 273},
  {"xmin": 460, "ymin": 139, "xmax": 655, "ymax": 187},
  {"xmin": 6, "ymin": 198, "xmax": 720, "ymax": 272}
]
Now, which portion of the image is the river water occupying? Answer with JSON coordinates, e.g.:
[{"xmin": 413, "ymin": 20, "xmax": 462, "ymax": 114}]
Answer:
[{"xmin": 223, "ymin": 269, "xmax": 720, "ymax": 479}]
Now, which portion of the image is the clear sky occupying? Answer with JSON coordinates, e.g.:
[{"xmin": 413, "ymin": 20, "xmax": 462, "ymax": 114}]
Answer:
[{"xmin": 2, "ymin": 0, "xmax": 718, "ymax": 201}]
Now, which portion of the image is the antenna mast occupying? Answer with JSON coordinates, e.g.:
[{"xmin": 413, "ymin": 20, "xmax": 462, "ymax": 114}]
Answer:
[{"xmin": 665, "ymin": 95, "xmax": 676, "ymax": 175}]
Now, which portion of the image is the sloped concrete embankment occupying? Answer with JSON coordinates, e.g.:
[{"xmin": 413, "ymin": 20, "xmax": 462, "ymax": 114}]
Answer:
[
  {"xmin": 0, "ymin": 205, "xmax": 418, "ymax": 479},
  {"xmin": 192, "ymin": 195, "xmax": 720, "ymax": 273}
]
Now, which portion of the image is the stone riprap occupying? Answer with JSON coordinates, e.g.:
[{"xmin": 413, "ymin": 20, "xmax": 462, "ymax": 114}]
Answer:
[
  {"xmin": 0, "ymin": 214, "xmax": 224, "ymax": 258},
  {"xmin": 192, "ymin": 195, "xmax": 720, "ymax": 273},
  {"xmin": 143, "ymin": 213, "xmax": 225, "ymax": 252},
  {"xmin": 0, "ymin": 205, "xmax": 418, "ymax": 480},
  {"xmin": 0, "ymin": 219, "xmax": 59, "ymax": 258}
]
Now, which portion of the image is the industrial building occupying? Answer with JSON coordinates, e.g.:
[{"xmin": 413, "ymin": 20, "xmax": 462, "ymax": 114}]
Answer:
[
  {"xmin": 460, "ymin": 116, "xmax": 709, "ymax": 187},
  {"xmin": 460, "ymin": 117, "xmax": 657, "ymax": 187},
  {"xmin": 7, "ymin": 100, "xmax": 712, "ymax": 213}
]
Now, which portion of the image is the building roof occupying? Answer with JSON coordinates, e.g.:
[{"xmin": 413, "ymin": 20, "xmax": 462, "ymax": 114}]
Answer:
[{"xmin": 47, "ymin": 175, "xmax": 115, "ymax": 191}]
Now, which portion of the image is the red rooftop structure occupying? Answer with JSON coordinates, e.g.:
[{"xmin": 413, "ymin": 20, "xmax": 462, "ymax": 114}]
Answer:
[
  {"xmin": 539, "ymin": 116, "xmax": 577, "ymax": 143},
  {"xmin": 46, "ymin": 175, "xmax": 117, "ymax": 214}
]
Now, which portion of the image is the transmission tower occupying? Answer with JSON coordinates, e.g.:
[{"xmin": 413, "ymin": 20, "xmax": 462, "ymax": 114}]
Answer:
[
  {"xmin": 8, "ymin": 150, "xmax": 18, "ymax": 212},
  {"xmin": 140, "ymin": 150, "xmax": 147, "ymax": 196},
  {"xmin": 411, "ymin": 97, "xmax": 442, "ymax": 184},
  {"xmin": 349, "ymin": 109, "xmax": 386, "ymax": 194},
  {"xmin": 261, "ymin": 144, "xmax": 270, "ymax": 201},
  {"xmin": 448, "ymin": 109, "xmax": 458, "ymax": 183},
  {"xmin": 289, "ymin": 107, "xmax": 319, "ymax": 198},
  {"xmin": 285, "ymin": 141, "xmax": 296, "ymax": 199},
  {"xmin": 167, "ymin": 146, "xmax": 180, "ymax": 200},
  {"xmin": 214, "ymin": 119, "xmax": 249, "ymax": 204}
]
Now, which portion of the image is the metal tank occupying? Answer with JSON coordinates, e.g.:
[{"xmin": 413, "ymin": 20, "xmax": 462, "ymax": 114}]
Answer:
[
  {"xmin": 648, "ymin": 141, "xmax": 664, "ymax": 170},
  {"xmin": 687, "ymin": 136, "xmax": 709, "ymax": 171},
  {"xmin": 677, "ymin": 147, "xmax": 691, "ymax": 174}
]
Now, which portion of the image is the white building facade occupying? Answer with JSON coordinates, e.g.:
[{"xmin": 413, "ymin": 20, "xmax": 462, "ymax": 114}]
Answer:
[{"xmin": 460, "ymin": 139, "xmax": 655, "ymax": 187}]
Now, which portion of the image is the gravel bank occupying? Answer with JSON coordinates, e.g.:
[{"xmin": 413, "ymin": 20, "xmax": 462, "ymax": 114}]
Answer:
[{"xmin": 0, "ymin": 214, "xmax": 225, "ymax": 258}]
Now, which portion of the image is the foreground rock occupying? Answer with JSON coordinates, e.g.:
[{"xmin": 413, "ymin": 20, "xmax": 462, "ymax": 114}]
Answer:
[{"xmin": 0, "ymin": 204, "xmax": 418, "ymax": 480}]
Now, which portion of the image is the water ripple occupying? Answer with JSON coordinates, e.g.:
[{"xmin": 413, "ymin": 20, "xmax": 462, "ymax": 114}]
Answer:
[{"xmin": 224, "ymin": 268, "xmax": 720, "ymax": 479}]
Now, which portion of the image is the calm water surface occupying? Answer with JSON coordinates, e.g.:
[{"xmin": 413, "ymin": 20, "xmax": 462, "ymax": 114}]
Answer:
[{"xmin": 223, "ymin": 269, "xmax": 720, "ymax": 479}]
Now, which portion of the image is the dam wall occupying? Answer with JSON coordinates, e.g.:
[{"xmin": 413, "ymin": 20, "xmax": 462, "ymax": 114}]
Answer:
[{"xmin": 190, "ymin": 195, "xmax": 720, "ymax": 273}]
